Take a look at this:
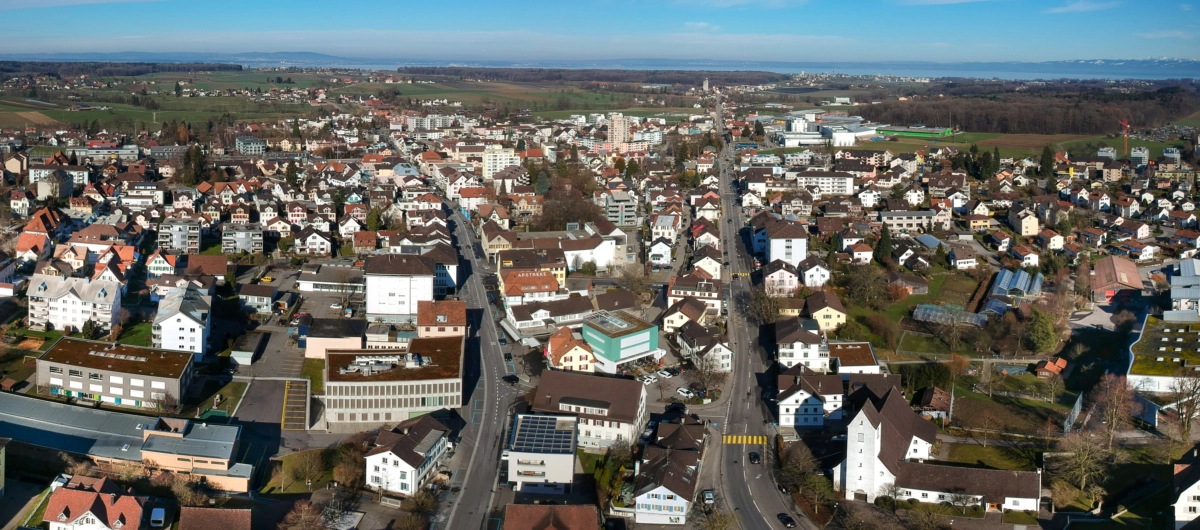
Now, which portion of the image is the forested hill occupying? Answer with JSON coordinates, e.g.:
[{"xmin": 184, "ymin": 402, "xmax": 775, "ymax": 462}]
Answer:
[
  {"xmin": 397, "ymin": 67, "xmax": 786, "ymax": 86},
  {"xmin": 0, "ymin": 61, "xmax": 242, "ymax": 79}
]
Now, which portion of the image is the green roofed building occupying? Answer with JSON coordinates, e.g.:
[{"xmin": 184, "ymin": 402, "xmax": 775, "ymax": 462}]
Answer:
[
  {"xmin": 876, "ymin": 126, "xmax": 953, "ymax": 138},
  {"xmin": 580, "ymin": 310, "xmax": 663, "ymax": 374}
]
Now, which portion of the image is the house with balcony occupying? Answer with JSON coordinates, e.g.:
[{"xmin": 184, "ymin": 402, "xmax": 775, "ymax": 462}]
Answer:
[
  {"xmin": 221, "ymin": 223, "xmax": 264, "ymax": 254},
  {"xmin": 27, "ymin": 274, "xmax": 121, "ymax": 333},
  {"xmin": 152, "ymin": 287, "xmax": 212, "ymax": 359}
]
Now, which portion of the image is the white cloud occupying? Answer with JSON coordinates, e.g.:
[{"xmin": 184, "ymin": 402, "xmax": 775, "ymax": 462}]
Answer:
[
  {"xmin": 1140, "ymin": 30, "xmax": 1193, "ymax": 39},
  {"xmin": 1182, "ymin": 3, "xmax": 1193, "ymax": 10},
  {"xmin": 683, "ymin": 21, "xmax": 721, "ymax": 31},
  {"xmin": 0, "ymin": 0, "xmax": 154, "ymax": 9},
  {"xmin": 1045, "ymin": 0, "xmax": 1119, "ymax": 13}
]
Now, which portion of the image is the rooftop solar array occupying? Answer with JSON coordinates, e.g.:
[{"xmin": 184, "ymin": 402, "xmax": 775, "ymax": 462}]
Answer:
[{"xmin": 508, "ymin": 414, "xmax": 576, "ymax": 454}]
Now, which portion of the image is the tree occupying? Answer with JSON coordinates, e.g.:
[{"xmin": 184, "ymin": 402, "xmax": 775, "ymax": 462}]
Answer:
[
  {"xmin": 1053, "ymin": 431, "xmax": 1110, "ymax": 492},
  {"xmin": 800, "ymin": 474, "xmax": 836, "ymax": 513},
  {"xmin": 516, "ymin": 139, "xmax": 526, "ymax": 152},
  {"xmin": 877, "ymin": 482, "xmax": 903, "ymax": 513},
  {"xmin": 906, "ymin": 507, "xmax": 949, "ymax": 530},
  {"xmin": 696, "ymin": 509, "xmax": 735, "ymax": 530},
  {"xmin": 59, "ymin": 452, "xmax": 92, "ymax": 476},
  {"xmin": 285, "ymin": 161, "xmax": 299, "ymax": 186},
  {"xmin": 745, "ymin": 286, "xmax": 780, "ymax": 325},
  {"xmin": 292, "ymin": 119, "xmax": 301, "ymax": 138},
  {"xmin": 778, "ymin": 441, "xmax": 819, "ymax": 492},
  {"xmin": 615, "ymin": 264, "xmax": 649, "ymax": 294},
  {"xmin": 945, "ymin": 354, "xmax": 970, "ymax": 386},
  {"xmin": 1170, "ymin": 367, "xmax": 1200, "ymax": 441},
  {"xmin": 835, "ymin": 503, "xmax": 878, "ymax": 530},
  {"xmin": 1039, "ymin": 145, "xmax": 1056, "ymax": 178},
  {"xmin": 404, "ymin": 490, "xmax": 438, "ymax": 515},
  {"xmin": 985, "ymin": 369, "xmax": 1007, "ymax": 398},
  {"xmin": 172, "ymin": 475, "xmax": 210, "ymax": 506},
  {"xmin": 272, "ymin": 461, "xmax": 296, "ymax": 491},
  {"xmin": 174, "ymin": 81, "xmax": 182, "ymax": 97},
  {"xmin": 626, "ymin": 159, "xmax": 641, "ymax": 176},
  {"xmin": 1050, "ymin": 481, "xmax": 1077, "ymax": 513},
  {"xmin": 278, "ymin": 500, "xmax": 325, "ymax": 530},
  {"xmin": 754, "ymin": 121, "xmax": 765, "ymax": 138},
  {"xmin": 654, "ymin": 377, "xmax": 673, "ymax": 401},
  {"xmin": 81, "ymin": 319, "xmax": 99, "ymax": 340},
  {"xmin": 693, "ymin": 353, "xmax": 727, "ymax": 394},
  {"xmin": 1093, "ymin": 373, "xmax": 1137, "ymax": 450},
  {"xmin": 606, "ymin": 439, "xmax": 633, "ymax": 469},
  {"xmin": 333, "ymin": 460, "xmax": 362, "ymax": 488},
  {"xmin": 874, "ymin": 224, "xmax": 893, "ymax": 264},
  {"xmin": 866, "ymin": 314, "xmax": 899, "ymax": 351},
  {"xmin": 838, "ymin": 319, "xmax": 869, "ymax": 341},
  {"xmin": 365, "ymin": 208, "xmax": 384, "ymax": 231},
  {"xmin": 948, "ymin": 490, "xmax": 975, "ymax": 515},
  {"xmin": 1042, "ymin": 374, "xmax": 1065, "ymax": 403},
  {"xmin": 844, "ymin": 265, "xmax": 888, "ymax": 308},
  {"xmin": 977, "ymin": 410, "xmax": 1001, "ymax": 447},
  {"xmin": 293, "ymin": 450, "xmax": 326, "ymax": 490},
  {"xmin": 1028, "ymin": 308, "xmax": 1057, "ymax": 352},
  {"xmin": 395, "ymin": 513, "xmax": 426, "ymax": 530}
]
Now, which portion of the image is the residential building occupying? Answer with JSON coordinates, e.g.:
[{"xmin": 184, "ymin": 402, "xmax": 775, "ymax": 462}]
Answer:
[
  {"xmin": 948, "ymin": 246, "xmax": 977, "ymax": 270},
  {"xmin": 829, "ymin": 342, "xmax": 881, "ymax": 375},
  {"xmin": 878, "ymin": 210, "xmax": 935, "ymax": 234},
  {"xmin": 304, "ymin": 318, "xmax": 368, "ymax": 359},
  {"xmin": 580, "ymin": 310, "xmax": 663, "ymax": 374},
  {"xmin": 675, "ymin": 322, "xmax": 733, "ymax": 372},
  {"xmin": 530, "ymin": 370, "xmax": 648, "ymax": 450},
  {"xmin": 43, "ymin": 475, "xmax": 146, "ymax": 530},
  {"xmin": 38, "ymin": 338, "xmax": 194, "ymax": 409},
  {"xmin": 145, "ymin": 250, "xmax": 180, "ymax": 278},
  {"xmin": 483, "ymin": 145, "xmax": 521, "ymax": 180},
  {"xmin": 777, "ymin": 365, "xmax": 845, "ymax": 429},
  {"xmin": 364, "ymin": 254, "xmax": 436, "ymax": 323},
  {"xmin": 27, "ymin": 274, "xmax": 121, "ymax": 334},
  {"xmin": 764, "ymin": 259, "xmax": 800, "ymax": 297},
  {"xmin": 765, "ymin": 220, "xmax": 809, "ymax": 268},
  {"xmin": 502, "ymin": 505, "xmax": 599, "ymax": 530},
  {"xmin": 805, "ymin": 291, "xmax": 846, "ymax": 331},
  {"xmin": 235, "ymin": 136, "xmax": 266, "ymax": 155},
  {"xmin": 322, "ymin": 337, "xmax": 464, "ymax": 433},
  {"xmin": 506, "ymin": 414, "xmax": 578, "ymax": 494},
  {"xmin": 237, "ymin": 283, "xmax": 277, "ymax": 314},
  {"xmin": 667, "ymin": 270, "xmax": 722, "ymax": 314},
  {"xmin": 364, "ymin": 414, "xmax": 451, "ymax": 496},
  {"xmin": 544, "ymin": 327, "xmax": 595, "ymax": 372},
  {"xmin": 416, "ymin": 300, "xmax": 467, "ymax": 338},
  {"xmin": 503, "ymin": 270, "xmax": 567, "ymax": 307},
  {"xmin": 775, "ymin": 316, "xmax": 827, "ymax": 372},
  {"xmin": 152, "ymin": 287, "xmax": 212, "ymax": 358},
  {"xmin": 799, "ymin": 255, "xmax": 831, "ymax": 287},
  {"xmin": 221, "ymin": 223, "xmax": 264, "ymax": 254},
  {"xmin": 661, "ymin": 297, "xmax": 709, "ymax": 335},
  {"xmin": 787, "ymin": 170, "xmax": 856, "ymax": 197},
  {"xmin": 632, "ymin": 418, "xmax": 708, "ymax": 525},
  {"xmin": 597, "ymin": 190, "xmax": 639, "ymax": 226}
]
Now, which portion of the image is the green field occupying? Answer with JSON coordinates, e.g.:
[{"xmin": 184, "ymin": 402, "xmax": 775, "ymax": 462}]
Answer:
[
  {"xmin": 945, "ymin": 443, "xmax": 1038, "ymax": 471},
  {"xmin": 1173, "ymin": 109, "xmax": 1200, "ymax": 127}
]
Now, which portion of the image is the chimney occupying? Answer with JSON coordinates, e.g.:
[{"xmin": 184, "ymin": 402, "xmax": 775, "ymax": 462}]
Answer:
[{"xmin": 109, "ymin": 493, "xmax": 116, "ymax": 505}]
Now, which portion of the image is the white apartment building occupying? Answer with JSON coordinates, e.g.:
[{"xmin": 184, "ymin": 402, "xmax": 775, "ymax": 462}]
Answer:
[
  {"xmin": 364, "ymin": 415, "xmax": 451, "ymax": 496},
  {"xmin": 609, "ymin": 114, "xmax": 630, "ymax": 147},
  {"xmin": 766, "ymin": 220, "xmax": 810, "ymax": 270},
  {"xmin": 531, "ymin": 370, "xmax": 648, "ymax": 451},
  {"xmin": 364, "ymin": 254, "xmax": 436, "ymax": 323},
  {"xmin": 27, "ymin": 274, "xmax": 122, "ymax": 334},
  {"xmin": 775, "ymin": 316, "xmax": 828, "ymax": 372},
  {"xmin": 506, "ymin": 414, "xmax": 578, "ymax": 494},
  {"xmin": 152, "ymin": 287, "xmax": 212, "ymax": 359},
  {"xmin": 777, "ymin": 366, "xmax": 844, "ymax": 429},
  {"xmin": 786, "ymin": 170, "xmax": 856, "ymax": 197},
  {"xmin": 482, "ymin": 145, "xmax": 521, "ymax": 180}
]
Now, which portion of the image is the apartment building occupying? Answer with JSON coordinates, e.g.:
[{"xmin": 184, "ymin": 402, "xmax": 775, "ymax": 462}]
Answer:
[
  {"xmin": 786, "ymin": 170, "xmax": 856, "ymax": 197},
  {"xmin": 483, "ymin": 145, "xmax": 521, "ymax": 180},
  {"xmin": 235, "ymin": 136, "xmax": 266, "ymax": 155},
  {"xmin": 775, "ymin": 316, "xmax": 828, "ymax": 372},
  {"xmin": 38, "ymin": 338, "xmax": 194, "ymax": 409},
  {"xmin": 364, "ymin": 254, "xmax": 436, "ymax": 323},
  {"xmin": 27, "ymin": 274, "xmax": 122, "ymax": 334},
  {"xmin": 878, "ymin": 210, "xmax": 935, "ymax": 234},
  {"xmin": 221, "ymin": 223, "xmax": 264, "ymax": 254},
  {"xmin": 157, "ymin": 217, "xmax": 201, "ymax": 254},
  {"xmin": 506, "ymin": 414, "xmax": 578, "ymax": 494},
  {"xmin": 530, "ymin": 370, "xmax": 648, "ymax": 451},
  {"xmin": 152, "ymin": 287, "xmax": 212, "ymax": 358},
  {"xmin": 364, "ymin": 414, "xmax": 451, "ymax": 496},
  {"xmin": 596, "ymin": 190, "xmax": 639, "ymax": 226}
]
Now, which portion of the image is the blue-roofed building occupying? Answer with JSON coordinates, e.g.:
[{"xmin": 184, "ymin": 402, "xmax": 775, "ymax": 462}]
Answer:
[
  {"xmin": 981, "ymin": 298, "xmax": 1010, "ymax": 317},
  {"xmin": 915, "ymin": 234, "xmax": 945, "ymax": 250},
  {"xmin": 989, "ymin": 268, "xmax": 1044, "ymax": 300}
]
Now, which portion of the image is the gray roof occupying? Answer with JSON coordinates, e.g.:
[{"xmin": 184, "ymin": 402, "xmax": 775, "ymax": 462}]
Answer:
[
  {"xmin": 0, "ymin": 392, "xmax": 246, "ymax": 474},
  {"xmin": 29, "ymin": 273, "xmax": 120, "ymax": 305},
  {"xmin": 155, "ymin": 287, "xmax": 212, "ymax": 325}
]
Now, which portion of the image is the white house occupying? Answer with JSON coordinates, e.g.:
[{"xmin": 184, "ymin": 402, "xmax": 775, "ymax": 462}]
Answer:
[
  {"xmin": 152, "ymin": 287, "xmax": 212, "ymax": 359},
  {"xmin": 506, "ymin": 414, "xmax": 578, "ymax": 494},
  {"xmin": 364, "ymin": 254, "xmax": 436, "ymax": 323},
  {"xmin": 765, "ymin": 220, "xmax": 809, "ymax": 268},
  {"xmin": 531, "ymin": 370, "xmax": 648, "ymax": 451},
  {"xmin": 764, "ymin": 259, "xmax": 800, "ymax": 297},
  {"xmin": 775, "ymin": 316, "xmax": 827, "ymax": 372},
  {"xmin": 632, "ymin": 419, "xmax": 707, "ymax": 525},
  {"xmin": 777, "ymin": 365, "xmax": 844, "ymax": 429},
  {"xmin": 648, "ymin": 238, "xmax": 674, "ymax": 266},
  {"xmin": 799, "ymin": 256, "xmax": 831, "ymax": 287},
  {"xmin": 365, "ymin": 415, "xmax": 451, "ymax": 497},
  {"xmin": 1174, "ymin": 454, "xmax": 1200, "ymax": 529}
]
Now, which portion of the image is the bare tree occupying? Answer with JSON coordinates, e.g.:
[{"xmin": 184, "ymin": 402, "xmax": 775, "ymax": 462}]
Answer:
[
  {"xmin": 985, "ymin": 370, "xmax": 1007, "ymax": 398},
  {"xmin": 293, "ymin": 450, "xmax": 326, "ymax": 490},
  {"xmin": 978, "ymin": 411, "xmax": 1001, "ymax": 447},
  {"xmin": 333, "ymin": 460, "xmax": 362, "ymax": 488},
  {"xmin": 696, "ymin": 509, "xmax": 735, "ymax": 530},
  {"xmin": 944, "ymin": 354, "xmax": 969, "ymax": 387},
  {"xmin": 172, "ymin": 474, "xmax": 210, "ymax": 506},
  {"xmin": 404, "ymin": 490, "xmax": 438, "ymax": 516},
  {"xmin": 150, "ymin": 391, "xmax": 181, "ymax": 414},
  {"xmin": 59, "ymin": 452, "xmax": 92, "ymax": 476},
  {"xmin": 835, "ymin": 503, "xmax": 878, "ymax": 530},
  {"xmin": 278, "ymin": 499, "xmax": 326, "ymax": 530},
  {"xmin": 1050, "ymin": 481, "xmax": 1077, "ymax": 513},
  {"xmin": 905, "ymin": 507, "xmax": 949, "ymax": 530},
  {"xmin": 692, "ymin": 354, "xmax": 726, "ymax": 394},
  {"xmin": 745, "ymin": 286, "xmax": 780, "ymax": 325},
  {"xmin": 395, "ymin": 513, "xmax": 426, "ymax": 530},
  {"xmin": 272, "ymin": 461, "xmax": 296, "ymax": 492},
  {"xmin": 1052, "ymin": 431, "xmax": 1111, "ymax": 492},
  {"xmin": 614, "ymin": 264, "xmax": 649, "ymax": 294},
  {"xmin": 1092, "ymin": 373, "xmax": 1137, "ymax": 450},
  {"xmin": 878, "ymin": 482, "xmax": 904, "ymax": 513},
  {"xmin": 1170, "ymin": 367, "xmax": 1200, "ymax": 441},
  {"xmin": 778, "ymin": 441, "xmax": 819, "ymax": 492},
  {"xmin": 948, "ymin": 490, "xmax": 975, "ymax": 515},
  {"xmin": 654, "ymin": 377, "xmax": 673, "ymax": 402},
  {"xmin": 1041, "ymin": 374, "xmax": 1065, "ymax": 403}
]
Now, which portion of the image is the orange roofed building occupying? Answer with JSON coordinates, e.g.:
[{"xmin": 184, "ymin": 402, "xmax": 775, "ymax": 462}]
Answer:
[
  {"xmin": 417, "ymin": 300, "xmax": 467, "ymax": 338},
  {"xmin": 544, "ymin": 326, "xmax": 595, "ymax": 373}
]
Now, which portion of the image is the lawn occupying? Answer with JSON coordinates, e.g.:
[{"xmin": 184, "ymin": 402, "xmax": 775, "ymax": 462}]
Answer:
[
  {"xmin": 0, "ymin": 352, "xmax": 37, "ymax": 383},
  {"xmin": 949, "ymin": 381, "xmax": 1069, "ymax": 434},
  {"xmin": 19, "ymin": 485, "xmax": 51, "ymax": 529},
  {"xmin": 945, "ymin": 443, "xmax": 1038, "ymax": 471},
  {"xmin": 115, "ymin": 322, "xmax": 153, "ymax": 347},
  {"xmin": 302, "ymin": 358, "xmax": 325, "ymax": 394},
  {"xmin": 258, "ymin": 449, "xmax": 335, "ymax": 494},
  {"xmin": 577, "ymin": 449, "xmax": 604, "ymax": 475},
  {"xmin": 897, "ymin": 333, "xmax": 950, "ymax": 355},
  {"xmin": 182, "ymin": 380, "xmax": 247, "ymax": 419},
  {"xmin": 7, "ymin": 328, "xmax": 64, "ymax": 350},
  {"xmin": 1002, "ymin": 510, "xmax": 1040, "ymax": 525},
  {"xmin": 848, "ymin": 271, "xmax": 952, "ymax": 324},
  {"xmin": 1175, "ymin": 110, "xmax": 1200, "ymax": 128},
  {"xmin": 199, "ymin": 241, "xmax": 224, "ymax": 256}
]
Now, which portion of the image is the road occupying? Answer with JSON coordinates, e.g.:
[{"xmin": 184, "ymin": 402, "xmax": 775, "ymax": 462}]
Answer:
[
  {"xmin": 711, "ymin": 97, "xmax": 817, "ymax": 530},
  {"xmin": 441, "ymin": 208, "xmax": 522, "ymax": 530}
]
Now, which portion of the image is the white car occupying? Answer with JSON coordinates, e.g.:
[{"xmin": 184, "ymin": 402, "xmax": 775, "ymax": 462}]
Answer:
[
  {"xmin": 330, "ymin": 303, "xmax": 343, "ymax": 309},
  {"xmin": 656, "ymin": 370, "xmax": 673, "ymax": 379},
  {"xmin": 643, "ymin": 375, "xmax": 658, "ymax": 385},
  {"xmin": 676, "ymin": 387, "xmax": 695, "ymax": 399}
]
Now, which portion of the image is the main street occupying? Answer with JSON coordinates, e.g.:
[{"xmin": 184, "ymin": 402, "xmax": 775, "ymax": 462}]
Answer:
[
  {"xmin": 441, "ymin": 208, "xmax": 521, "ymax": 530},
  {"xmin": 711, "ymin": 99, "xmax": 817, "ymax": 530}
]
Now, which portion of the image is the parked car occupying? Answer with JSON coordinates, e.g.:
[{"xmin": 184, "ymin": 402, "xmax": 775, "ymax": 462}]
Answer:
[
  {"xmin": 703, "ymin": 490, "xmax": 715, "ymax": 505},
  {"xmin": 777, "ymin": 513, "xmax": 797, "ymax": 528},
  {"xmin": 330, "ymin": 303, "xmax": 342, "ymax": 309},
  {"xmin": 498, "ymin": 337, "xmax": 508, "ymax": 347},
  {"xmin": 749, "ymin": 452, "xmax": 761, "ymax": 464},
  {"xmin": 656, "ymin": 370, "xmax": 673, "ymax": 379},
  {"xmin": 503, "ymin": 352, "xmax": 512, "ymax": 361},
  {"xmin": 150, "ymin": 508, "xmax": 166, "ymax": 527},
  {"xmin": 643, "ymin": 375, "xmax": 658, "ymax": 385},
  {"xmin": 676, "ymin": 387, "xmax": 695, "ymax": 399}
]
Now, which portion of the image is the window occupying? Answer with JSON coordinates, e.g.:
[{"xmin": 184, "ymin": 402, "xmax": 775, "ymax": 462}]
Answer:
[
  {"xmin": 110, "ymin": 376, "xmax": 123, "ymax": 384},
  {"xmin": 69, "ymin": 369, "xmax": 82, "ymax": 378},
  {"xmin": 50, "ymin": 366, "xmax": 63, "ymax": 374},
  {"xmin": 89, "ymin": 373, "xmax": 102, "ymax": 381},
  {"xmin": 921, "ymin": 493, "xmax": 928, "ymax": 498},
  {"xmin": 151, "ymin": 381, "xmax": 166, "ymax": 390},
  {"xmin": 857, "ymin": 433, "xmax": 864, "ymax": 442},
  {"xmin": 131, "ymin": 379, "xmax": 144, "ymax": 387}
]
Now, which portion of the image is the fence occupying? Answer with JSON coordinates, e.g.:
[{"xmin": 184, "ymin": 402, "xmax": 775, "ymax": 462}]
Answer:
[{"xmin": 1064, "ymin": 392, "xmax": 1085, "ymax": 433}]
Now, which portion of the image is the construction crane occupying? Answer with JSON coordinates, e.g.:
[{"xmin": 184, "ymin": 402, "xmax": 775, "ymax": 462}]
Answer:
[{"xmin": 1119, "ymin": 119, "xmax": 1130, "ymax": 156}]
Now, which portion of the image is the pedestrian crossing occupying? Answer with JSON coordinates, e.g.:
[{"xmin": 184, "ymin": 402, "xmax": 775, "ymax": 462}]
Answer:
[{"xmin": 722, "ymin": 435, "xmax": 768, "ymax": 445}]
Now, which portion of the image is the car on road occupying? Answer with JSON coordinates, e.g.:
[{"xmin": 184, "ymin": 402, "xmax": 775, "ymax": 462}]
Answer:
[
  {"xmin": 702, "ymin": 490, "xmax": 715, "ymax": 505},
  {"xmin": 748, "ymin": 452, "xmax": 761, "ymax": 464},
  {"xmin": 727, "ymin": 218, "xmax": 732, "ymax": 223},
  {"xmin": 676, "ymin": 387, "xmax": 694, "ymax": 399},
  {"xmin": 723, "ymin": 249, "xmax": 729, "ymax": 256},
  {"xmin": 502, "ymin": 375, "xmax": 519, "ymax": 385},
  {"xmin": 330, "ymin": 303, "xmax": 342, "ymax": 309},
  {"xmin": 656, "ymin": 370, "xmax": 673, "ymax": 379},
  {"xmin": 777, "ymin": 513, "xmax": 797, "ymax": 528}
]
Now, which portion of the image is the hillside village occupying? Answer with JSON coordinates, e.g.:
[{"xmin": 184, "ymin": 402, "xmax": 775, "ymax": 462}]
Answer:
[{"xmin": 0, "ymin": 85, "xmax": 1199, "ymax": 530}]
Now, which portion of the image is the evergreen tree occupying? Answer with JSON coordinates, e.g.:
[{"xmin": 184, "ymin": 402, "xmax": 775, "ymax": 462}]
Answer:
[
  {"xmin": 874, "ymin": 224, "xmax": 893, "ymax": 264},
  {"xmin": 754, "ymin": 121, "xmax": 765, "ymax": 138},
  {"xmin": 570, "ymin": 144, "xmax": 579, "ymax": 161},
  {"xmin": 1040, "ymin": 145, "xmax": 1056, "ymax": 178},
  {"xmin": 366, "ymin": 208, "xmax": 384, "ymax": 231},
  {"xmin": 174, "ymin": 81, "xmax": 182, "ymax": 97},
  {"xmin": 535, "ymin": 170, "xmax": 551, "ymax": 195},
  {"xmin": 68, "ymin": 151, "xmax": 78, "ymax": 166},
  {"xmin": 516, "ymin": 139, "xmax": 526, "ymax": 152},
  {"xmin": 742, "ymin": 124, "xmax": 752, "ymax": 138},
  {"xmin": 292, "ymin": 119, "xmax": 301, "ymax": 138},
  {"xmin": 626, "ymin": 159, "xmax": 640, "ymax": 176},
  {"xmin": 285, "ymin": 161, "xmax": 299, "ymax": 186}
]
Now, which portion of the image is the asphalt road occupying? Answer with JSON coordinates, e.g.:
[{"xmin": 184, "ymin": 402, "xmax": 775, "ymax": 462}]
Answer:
[
  {"xmin": 441, "ymin": 208, "xmax": 523, "ymax": 530},
  {"xmin": 712, "ymin": 98, "xmax": 818, "ymax": 530}
]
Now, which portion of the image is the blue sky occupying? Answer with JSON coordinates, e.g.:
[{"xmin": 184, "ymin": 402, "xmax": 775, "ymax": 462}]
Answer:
[{"xmin": 2, "ymin": 0, "xmax": 1197, "ymax": 62}]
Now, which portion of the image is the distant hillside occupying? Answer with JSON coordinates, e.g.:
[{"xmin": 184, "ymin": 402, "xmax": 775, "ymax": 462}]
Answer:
[
  {"xmin": 397, "ymin": 67, "xmax": 787, "ymax": 86},
  {"xmin": 0, "ymin": 61, "xmax": 242, "ymax": 79}
]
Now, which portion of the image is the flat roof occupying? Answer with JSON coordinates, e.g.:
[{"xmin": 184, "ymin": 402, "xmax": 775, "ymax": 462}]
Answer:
[
  {"xmin": 326, "ymin": 336, "xmax": 463, "ymax": 383},
  {"xmin": 508, "ymin": 414, "xmax": 576, "ymax": 455},
  {"xmin": 40, "ymin": 338, "xmax": 192, "ymax": 380},
  {"xmin": 309, "ymin": 318, "xmax": 369, "ymax": 338},
  {"xmin": 583, "ymin": 310, "xmax": 655, "ymax": 339},
  {"xmin": 1130, "ymin": 316, "xmax": 1200, "ymax": 376}
]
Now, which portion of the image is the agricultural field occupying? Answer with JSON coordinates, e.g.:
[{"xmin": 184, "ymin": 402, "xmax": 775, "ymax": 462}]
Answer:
[
  {"xmin": 1173, "ymin": 109, "xmax": 1200, "ymax": 128},
  {"xmin": 0, "ymin": 95, "xmax": 311, "ymax": 130},
  {"xmin": 134, "ymin": 70, "xmax": 330, "ymax": 90}
]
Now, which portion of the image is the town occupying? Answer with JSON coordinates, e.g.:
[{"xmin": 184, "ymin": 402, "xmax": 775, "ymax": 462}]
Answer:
[{"xmin": 0, "ymin": 55, "xmax": 1196, "ymax": 530}]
